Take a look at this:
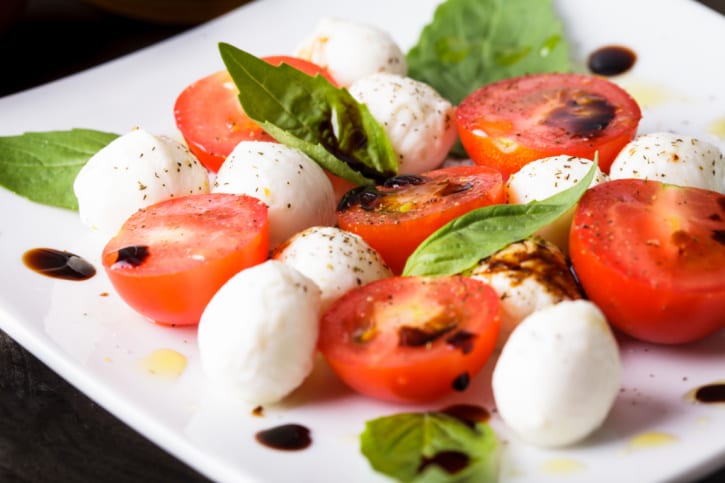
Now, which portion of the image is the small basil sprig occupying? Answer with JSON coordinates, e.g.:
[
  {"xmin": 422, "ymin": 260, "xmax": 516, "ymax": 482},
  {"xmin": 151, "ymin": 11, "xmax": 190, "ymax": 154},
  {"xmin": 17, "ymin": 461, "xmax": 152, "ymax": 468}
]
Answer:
[
  {"xmin": 403, "ymin": 160, "xmax": 597, "ymax": 276},
  {"xmin": 360, "ymin": 410, "xmax": 498, "ymax": 483},
  {"xmin": 0, "ymin": 128, "xmax": 118, "ymax": 210},
  {"xmin": 218, "ymin": 43, "xmax": 398, "ymax": 185},
  {"xmin": 406, "ymin": 0, "xmax": 571, "ymax": 106}
]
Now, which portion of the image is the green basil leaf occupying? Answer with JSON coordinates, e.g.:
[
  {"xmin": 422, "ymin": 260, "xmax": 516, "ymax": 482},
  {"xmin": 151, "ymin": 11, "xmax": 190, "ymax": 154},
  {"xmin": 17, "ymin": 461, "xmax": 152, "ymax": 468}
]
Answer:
[
  {"xmin": 0, "ymin": 128, "xmax": 118, "ymax": 210},
  {"xmin": 403, "ymin": 160, "xmax": 597, "ymax": 276},
  {"xmin": 218, "ymin": 43, "xmax": 397, "ymax": 185},
  {"xmin": 406, "ymin": 0, "xmax": 571, "ymax": 105},
  {"xmin": 361, "ymin": 411, "xmax": 498, "ymax": 483}
]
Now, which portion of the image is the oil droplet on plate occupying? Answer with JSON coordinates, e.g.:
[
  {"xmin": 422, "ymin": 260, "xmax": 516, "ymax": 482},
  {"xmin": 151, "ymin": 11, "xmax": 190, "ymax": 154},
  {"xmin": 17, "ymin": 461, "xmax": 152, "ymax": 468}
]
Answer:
[
  {"xmin": 628, "ymin": 431, "xmax": 678, "ymax": 449},
  {"xmin": 141, "ymin": 348, "xmax": 187, "ymax": 378},
  {"xmin": 707, "ymin": 117, "xmax": 725, "ymax": 140},
  {"xmin": 540, "ymin": 458, "xmax": 585, "ymax": 475},
  {"xmin": 617, "ymin": 81, "xmax": 687, "ymax": 109}
]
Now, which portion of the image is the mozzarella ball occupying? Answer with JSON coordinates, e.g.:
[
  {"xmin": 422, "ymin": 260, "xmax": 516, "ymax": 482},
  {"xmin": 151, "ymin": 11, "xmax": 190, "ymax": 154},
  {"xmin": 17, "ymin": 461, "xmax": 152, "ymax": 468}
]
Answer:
[
  {"xmin": 506, "ymin": 156, "xmax": 608, "ymax": 252},
  {"xmin": 212, "ymin": 141, "xmax": 336, "ymax": 248},
  {"xmin": 73, "ymin": 128, "xmax": 209, "ymax": 238},
  {"xmin": 468, "ymin": 237, "xmax": 582, "ymax": 347},
  {"xmin": 493, "ymin": 300, "xmax": 622, "ymax": 447},
  {"xmin": 349, "ymin": 73, "xmax": 456, "ymax": 174},
  {"xmin": 294, "ymin": 17, "xmax": 407, "ymax": 86},
  {"xmin": 609, "ymin": 132, "xmax": 725, "ymax": 193},
  {"xmin": 198, "ymin": 260, "xmax": 321, "ymax": 405},
  {"xmin": 273, "ymin": 226, "xmax": 393, "ymax": 313}
]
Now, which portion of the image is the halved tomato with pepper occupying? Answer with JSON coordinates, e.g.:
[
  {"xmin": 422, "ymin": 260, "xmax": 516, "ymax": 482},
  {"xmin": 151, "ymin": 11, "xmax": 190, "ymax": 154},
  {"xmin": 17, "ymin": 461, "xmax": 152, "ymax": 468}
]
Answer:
[
  {"xmin": 456, "ymin": 73, "xmax": 641, "ymax": 177},
  {"xmin": 336, "ymin": 165, "xmax": 505, "ymax": 274},
  {"xmin": 569, "ymin": 179, "xmax": 725, "ymax": 344},
  {"xmin": 174, "ymin": 56, "xmax": 336, "ymax": 172},
  {"xmin": 318, "ymin": 275, "xmax": 501, "ymax": 403},
  {"xmin": 102, "ymin": 193, "xmax": 269, "ymax": 326}
]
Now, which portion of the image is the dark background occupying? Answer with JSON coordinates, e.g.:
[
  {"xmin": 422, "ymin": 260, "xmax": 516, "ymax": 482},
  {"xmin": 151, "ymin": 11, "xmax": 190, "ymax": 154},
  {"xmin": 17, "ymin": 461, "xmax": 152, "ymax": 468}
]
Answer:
[{"xmin": 1, "ymin": 0, "xmax": 724, "ymax": 481}]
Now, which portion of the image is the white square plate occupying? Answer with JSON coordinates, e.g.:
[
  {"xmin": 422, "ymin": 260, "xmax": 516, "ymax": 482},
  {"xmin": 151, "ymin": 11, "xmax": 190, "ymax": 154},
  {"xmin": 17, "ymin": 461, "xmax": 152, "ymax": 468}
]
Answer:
[{"xmin": 0, "ymin": 0, "xmax": 724, "ymax": 481}]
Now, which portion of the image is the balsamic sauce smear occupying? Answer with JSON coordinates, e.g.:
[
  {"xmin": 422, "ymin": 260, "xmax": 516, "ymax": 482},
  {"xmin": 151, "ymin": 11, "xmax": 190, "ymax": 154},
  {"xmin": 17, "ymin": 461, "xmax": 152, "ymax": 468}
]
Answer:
[
  {"xmin": 694, "ymin": 383, "xmax": 725, "ymax": 403},
  {"xmin": 255, "ymin": 424, "xmax": 312, "ymax": 451},
  {"xmin": 587, "ymin": 45, "xmax": 637, "ymax": 76},
  {"xmin": 22, "ymin": 248, "xmax": 96, "ymax": 281}
]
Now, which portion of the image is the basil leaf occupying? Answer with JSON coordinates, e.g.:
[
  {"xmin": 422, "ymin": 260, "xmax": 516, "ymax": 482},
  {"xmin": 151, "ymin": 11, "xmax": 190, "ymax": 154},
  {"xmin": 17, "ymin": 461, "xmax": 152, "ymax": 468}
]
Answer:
[
  {"xmin": 218, "ymin": 43, "xmax": 397, "ymax": 185},
  {"xmin": 0, "ymin": 128, "xmax": 118, "ymax": 210},
  {"xmin": 403, "ymin": 160, "xmax": 597, "ymax": 276},
  {"xmin": 360, "ymin": 411, "xmax": 498, "ymax": 483},
  {"xmin": 406, "ymin": 0, "xmax": 571, "ymax": 105}
]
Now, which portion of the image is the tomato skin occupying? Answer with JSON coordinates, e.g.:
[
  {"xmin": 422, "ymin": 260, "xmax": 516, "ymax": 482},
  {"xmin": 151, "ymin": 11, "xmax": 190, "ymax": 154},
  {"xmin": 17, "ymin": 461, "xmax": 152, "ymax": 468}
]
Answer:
[
  {"xmin": 174, "ymin": 56, "xmax": 335, "ymax": 172},
  {"xmin": 319, "ymin": 275, "xmax": 500, "ymax": 403},
  {"xmin": 569, "ymin": 179, "xmax": 725, "ymax": 344},
  {"xmin": 102, "ymin": 193, "xmax": 269, "ymax": 326},
  {"xmin": 336, "ymin": 165, "xmax": 505, "ymax": 274},
  {"xmin": 456, "ymin": 73, "xmax": 642, "ymax": 178}
]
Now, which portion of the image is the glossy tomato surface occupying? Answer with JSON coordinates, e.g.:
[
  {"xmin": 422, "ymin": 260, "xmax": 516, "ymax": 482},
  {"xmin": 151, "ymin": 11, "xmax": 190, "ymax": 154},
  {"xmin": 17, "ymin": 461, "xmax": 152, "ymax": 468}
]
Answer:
[
  {"xmin": 456, "ymin": 73, "xmax": 641, "ymax": 178},
  {"xmin": 102, "ymin": 193, "xmax": 269, "ymax": 326},
  {"xmin": 569, "ymin": 179, "xmax": 725, "ymax": 344},
  {"xmin": 174, "ymin": 56, "xmax": 335, "ymax": 172},
  {"xmin": 336, "ymin": 165, "xmax": 504, "ymax": 274},
  {"xmin": 319, "ymin": 275, "xmax": 501, "ymax": 403}
]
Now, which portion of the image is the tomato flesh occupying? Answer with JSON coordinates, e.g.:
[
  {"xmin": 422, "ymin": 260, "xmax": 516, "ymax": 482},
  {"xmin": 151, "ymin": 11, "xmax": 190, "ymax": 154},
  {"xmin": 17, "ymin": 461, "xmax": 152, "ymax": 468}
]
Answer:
[
  {"xmin": 456, "ymin": 73, "xmax": 641, "ymax": 178},
  {"xmin": 102, "ymin": 193, "xmax": 269, "ymax": 326},
  {"xmin": 174, "ymin": 56, "xmax": 335, "ymax": 172},
  {"xmin": 569, "ymin": 179, "xmax": 725, "ymax": 344},
  {"xmin": 319, "ymin": 275, "xmax": 500, "ymax": 403},
  {"xmin": 336, "ymin": 165, "xmax": 505, "ymax": 274}
]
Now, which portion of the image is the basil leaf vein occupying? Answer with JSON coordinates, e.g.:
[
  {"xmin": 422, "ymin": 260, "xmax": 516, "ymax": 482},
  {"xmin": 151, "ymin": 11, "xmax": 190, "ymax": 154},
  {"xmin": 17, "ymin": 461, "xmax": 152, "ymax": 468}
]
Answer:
[
  {"xmin": 403, "ymin": 160, "xmax": 597, "ymax": 276},
  {"xmin": 0, "ymin": 128, "xmax": 118, "ymax": 210},
  {"xmin": 218, "ymin": 43, "xmax": 398, "ymax": 185}
]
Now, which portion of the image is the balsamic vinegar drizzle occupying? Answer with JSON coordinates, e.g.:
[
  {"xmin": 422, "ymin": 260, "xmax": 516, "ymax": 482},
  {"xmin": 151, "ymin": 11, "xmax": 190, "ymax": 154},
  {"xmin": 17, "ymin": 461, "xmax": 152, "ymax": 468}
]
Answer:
[
  {"xmin": 587, "ymin": 45, "xmax": 637, "ymax": 76},
  {"xmin": 255, "ymin": 424, "xmax": 312, "ymax": 451},
  {"xmin": 693, "ymin": 383, "xmax": 725, "ymax": 404},
  {"xmin": 22, "ymin": 247, "xmax": 96, "ymax": 281}
]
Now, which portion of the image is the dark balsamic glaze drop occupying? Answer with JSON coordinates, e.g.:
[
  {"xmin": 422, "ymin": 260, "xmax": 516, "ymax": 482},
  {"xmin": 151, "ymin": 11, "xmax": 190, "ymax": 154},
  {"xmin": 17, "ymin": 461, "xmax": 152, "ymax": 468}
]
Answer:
[
  {"xmin": 418, "ymin": 451, "xmax": 470, "ymax": 475},
  {"xmin": 694, "ymin": 383, "xmax": 725, "ymax": 403},
  {"xmin": 22, "ymin": 248, "xmax": 96, "ymax": 281},
  {"xmin": 587, "ymin": 45, "xmax": 637, "ymax": 76},
  {"xmin": 255, "ymin": 424, "xmax": 311, "ymax": 451},
  {"xmin": 440, "ymin": 403, "xmax": 491, "ymax": 428},
  {"xmin": 451, "ymin": 372, "xmax": 470, "ymax": 392}
]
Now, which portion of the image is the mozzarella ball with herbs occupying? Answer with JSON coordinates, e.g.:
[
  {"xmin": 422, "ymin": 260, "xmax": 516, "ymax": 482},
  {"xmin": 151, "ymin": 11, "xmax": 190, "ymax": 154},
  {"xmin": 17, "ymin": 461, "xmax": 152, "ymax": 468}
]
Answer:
[
  {"xmin": 294, "ymin": 16, "xmax": 407, "ymax": 86},
  {"xmin": 73, "ymin": 128, "xmax": 209, "ymax": 238},
  {"xmin": 273, "ymin": 226, "xmax": 393, "ymax": 313},
  {"xmin": 609, "ymin": 132, "xmax": 725, "ymax": 193},
  {"xmin": 212, "ymin": 141, "xmax": 337, "ymax": 248},
  {"xmin": 198, "ymin": 260, "xmax": 321, "ymax": 405},
  {"xmin": 349, "ymin": 73, "xmax": 456, "ymax": 174},
  {"xmin": 492, "ymin": 300, "xmax": 622, "ymax": 447},
  {"xmin": 506, "ymin": 156, "xmax": 608, "ymax": 251},
  {"xmin": 468, "ymin": 237, "xmax": 582, "ymax": 347}
]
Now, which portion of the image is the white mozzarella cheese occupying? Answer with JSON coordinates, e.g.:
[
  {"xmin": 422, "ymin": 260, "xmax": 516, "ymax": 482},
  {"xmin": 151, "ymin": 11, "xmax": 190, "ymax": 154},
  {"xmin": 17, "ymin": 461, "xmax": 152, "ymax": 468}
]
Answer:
[
  {"xmin": 294, "ymin": 17, "xmax": 407, "ymax": 87},
  {"xmin": 349, "ymin": 73, "xmax": 456, "ymax": 174},
  {"xmin": 212, "ymin": 141, "xmax": 337, "ymax": 249},
  {"xmin": 468, "ymin": 237, "xmax": 582, "ymax": 347},
  {"xmin": 198, "ymin": 260, "xmax": 321, "ymax": 405},
  {"xmin": 73, "ymin": 128, "xmax": 209, "ymax": 238},
  {"xmin": 506, "ymin": 155, "xmax": 608, "ymax": 252},
  {"xmin": 273, "ymin": 226, "xmax": 393, "ymax": 313},
  {"xmin": 609, "ymin": 132, "xmax": 725, "ymax": 193},
  {"xmin": 492, "ymin": 300, "xmax": 622, "ymax": 447}
]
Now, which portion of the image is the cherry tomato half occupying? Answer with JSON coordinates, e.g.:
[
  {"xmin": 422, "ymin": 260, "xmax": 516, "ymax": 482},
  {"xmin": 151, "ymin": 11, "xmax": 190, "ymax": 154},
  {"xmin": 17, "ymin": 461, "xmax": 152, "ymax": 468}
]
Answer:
[
  {"xmin": 174, "ymin": 56, "xmax": 336, "ymax": 172},
  {"xmin": 102, "ymin": 193, "xmax": 269, "ymax": 326},
  {"xmin": 569, "ymin": 179, "xmax": 725, "ymax": 344},
  {"xmin": 456, "ymin": 73, "xmax": 642, "ymax": 178},
  {"xmin": 319, "ymin": 275, "xmax": 501, "ymax": 403},
  {"xmin": 336, "ymin": 165, "xmax": 505, "ymax": 274}
]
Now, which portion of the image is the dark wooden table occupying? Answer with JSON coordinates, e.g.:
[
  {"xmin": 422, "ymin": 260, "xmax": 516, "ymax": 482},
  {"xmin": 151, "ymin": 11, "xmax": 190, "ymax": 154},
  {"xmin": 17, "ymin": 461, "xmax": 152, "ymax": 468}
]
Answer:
[{"xmin": 1, "ymin": 1, "xmax": 724, "ymax": 482}]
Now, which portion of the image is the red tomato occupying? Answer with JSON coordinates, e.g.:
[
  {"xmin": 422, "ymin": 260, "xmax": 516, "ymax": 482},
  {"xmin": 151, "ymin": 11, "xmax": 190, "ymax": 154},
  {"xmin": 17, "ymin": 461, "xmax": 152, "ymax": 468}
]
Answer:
[
  {"xmin": 102, "ymin": 193, "xmax": 269, "ymax": 326},
  {"xmin": 174, "ymin": 56, "xmax": 336, "ymax": 172},
  {"xmin": 569, "ymin": 179, "xmax": 725, "ymax": 344},
  {"xmin": 336, "ymin": 165, "xmax": 505, "ymax": 274},
  {"xmin": 456, "ymin": 73, "xmax": 641, "ymax": 178},
  {"xmin": 319, "ymin": 275, "xmax": 501, "ymax": 403}
]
